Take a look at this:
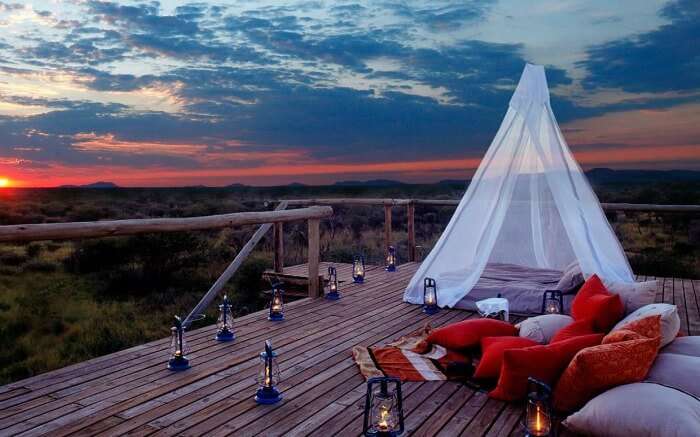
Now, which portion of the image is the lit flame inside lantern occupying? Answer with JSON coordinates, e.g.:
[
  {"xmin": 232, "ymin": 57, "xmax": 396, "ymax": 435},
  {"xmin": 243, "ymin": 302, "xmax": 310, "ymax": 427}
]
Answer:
[
  {"xmin": 272, "ymin": 295, "xmax": 282, "ymax": 312},
  {"xmin": 353, "ymin": 260, "xmax": 364, "ymax": 279},
  {"xmin": 545, "ymin": 299, "xmax": 560, "ymax": 314},
  {"xmin": 378, "ymin": 405, "xmax": 391, "ymax": 430}
]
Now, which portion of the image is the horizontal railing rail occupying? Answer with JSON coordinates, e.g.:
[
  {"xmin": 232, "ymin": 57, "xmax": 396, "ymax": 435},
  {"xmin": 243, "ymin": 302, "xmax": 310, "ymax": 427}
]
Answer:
[
  {"xmin": 0, "ymin": 206, "xmax": 332, "ymax": 242},
  {"xmin": 282, "ymin": 198, "xmax": 700, "ymax": 262}
]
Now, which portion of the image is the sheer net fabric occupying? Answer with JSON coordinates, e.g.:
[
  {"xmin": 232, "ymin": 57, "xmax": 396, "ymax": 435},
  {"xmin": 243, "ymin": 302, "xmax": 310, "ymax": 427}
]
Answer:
[{"xmin": 404, "ymin": 64, "xmax": 633, "ymax": 308}]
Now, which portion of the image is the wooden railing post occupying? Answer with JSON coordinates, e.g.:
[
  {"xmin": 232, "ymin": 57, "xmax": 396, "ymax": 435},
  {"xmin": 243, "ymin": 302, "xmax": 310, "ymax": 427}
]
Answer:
[
  {"xmin": 273, "ymin": 222, "xmax": 284, "ymax": 273},
  {"xmin": 308, "ymin": 218, "xmax": 320, "ymax": 298},
  {"xmin": 384, "ymin": 204, "xmax": 392, "ymax": 251},
  {"xmin": 407, "ymin": 200, "xmax": 416, "ymax": 262}
]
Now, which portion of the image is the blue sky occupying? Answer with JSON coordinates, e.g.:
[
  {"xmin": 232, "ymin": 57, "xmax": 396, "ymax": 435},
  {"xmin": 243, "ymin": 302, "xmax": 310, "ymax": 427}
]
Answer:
[{"xmin": 0, "ymin": 0, "xmax": 698, "ymax": 186}]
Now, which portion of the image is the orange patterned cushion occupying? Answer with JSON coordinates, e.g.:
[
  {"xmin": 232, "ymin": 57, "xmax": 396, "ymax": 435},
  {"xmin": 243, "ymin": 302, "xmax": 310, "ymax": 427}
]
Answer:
[
  {"xmin": 602, "ymin": 329, "xmax": 644, "ymax": 344},
  {"xmin": 613, "ymin": 315, "xmax": 662, "ymax": 339}
]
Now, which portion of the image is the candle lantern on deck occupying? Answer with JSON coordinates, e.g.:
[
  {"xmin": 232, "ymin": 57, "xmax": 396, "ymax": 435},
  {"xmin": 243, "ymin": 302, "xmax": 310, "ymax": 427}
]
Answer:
[
  {"xmin": 255, "ymin": 340, "xmax": 282, "ymax": 404},
  {"xmin": 167, "ymin": 315, "xmax": 190, "ymax": 371},
  {"xmin": 523, "ymin": 377, "xmax": 552, "ymax": 437},
  {"xmin": 353, "ymin": 254, "xmax": 365, "ymax": 283},
  {"xmin": 215, "ymin": 294, "xmax": 235, "ymax": 341},
  {"xmin": 326, "ymin": 265, "xmax": 341, "ymax": 300},
  {"xmin": 541, "ymin": 290, "xmax": 563, "ymax": 315},
  {"xmin": 423, "ymin": 277, "xmax": 439, "ymax": 315},
  {"xmin": 268, "ymin": 282, "xmax": 285, "ymax": 321},
  {"xmin": 385, "ymin": 246, "xmax": 397, "ymax": 272},
  {"xmin": 363, "ymin": 376, "xmax": 404, "ymax": 437}
]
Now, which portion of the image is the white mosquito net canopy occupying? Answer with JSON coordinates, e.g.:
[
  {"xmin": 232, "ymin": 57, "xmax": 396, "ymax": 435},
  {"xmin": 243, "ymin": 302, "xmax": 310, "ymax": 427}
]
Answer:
[{"xmin": 404, "ymin": 63, "xmax": 634, "ymax": 308}]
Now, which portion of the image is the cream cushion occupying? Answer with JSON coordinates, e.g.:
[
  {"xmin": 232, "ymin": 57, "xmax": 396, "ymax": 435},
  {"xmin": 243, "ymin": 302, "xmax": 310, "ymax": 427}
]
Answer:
[
  {"xmin": 613, "ymin": 303, "xmax": 680, "ymax": 347},
  {"xmin": 662, "ymin": 336, "xmax": 700, "ymax": 356},
  {"xmin": 515, "ymin": 314, "xmax": 574, "ymax": 344},
  {"xmin": 604, "ymin": 280, "xmax": 657, "ymax": 315},
  {"xmin": 564, "ymin": 383, "xmax": 700, "ymax": 437},
  {"xmin": 646, "ymin": 353, "xmax": 700, "ymax": 398}
]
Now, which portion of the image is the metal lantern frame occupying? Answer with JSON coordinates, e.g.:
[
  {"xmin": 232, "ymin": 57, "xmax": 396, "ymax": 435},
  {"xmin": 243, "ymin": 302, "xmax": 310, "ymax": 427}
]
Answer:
[
  {"xmin": 541, "ymin": 290, "xmax": 563, "ymax": 315},
  {"xmin": 385, "ymin": 246, "xmax": 397, "ymax": 272},
  {"xmin": 353, "ymin": 254, "xmax": 365, "ymax": 283},
  {"xmin": 523, "ymin": 377, "xmax": 553, "ymax": 437},
  {"xmin": 269, "ymin": 282, "xmax": 285, "ymax": 321},
  {"xmin": 254, "ymin": 340, "xmax": 282, "ymax": 404},
  {"xmin": 422, "ymin": 277, "xmax": 439, "ymax": 314},
  {"xmin": 215, "ymin": 294, "xmax": 235, "ymax": 341},
  {"xmin": 167, "ymin": 315, "xmax": 190, "ymax": 371},
  {"xmin": 326, "ymin": 265, "xmax": 341, "ymax": 300},
  {"xmin": 362, "ymin": 376, "xmax": 404, "ymax": 437}
]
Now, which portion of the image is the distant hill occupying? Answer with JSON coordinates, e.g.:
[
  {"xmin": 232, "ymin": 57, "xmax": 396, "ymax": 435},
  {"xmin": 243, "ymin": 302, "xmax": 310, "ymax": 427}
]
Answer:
[
  {"xmin": 438, "ymin": 179, "xmax": 469, "ymax": 186},
  {"xmin": 334, "ymin": 179, "xmax": 406, "ymax": 187},
  {"xmin": 59, "ymin": 181, "xmax": 119, "ymax": 188},
  {"xmin": 585, "ymin": 168, "xmax": 700, "ymax": 184},
  {"xmin": 287, "ymin": 182, "xmax": 307, "ymax": 187}
]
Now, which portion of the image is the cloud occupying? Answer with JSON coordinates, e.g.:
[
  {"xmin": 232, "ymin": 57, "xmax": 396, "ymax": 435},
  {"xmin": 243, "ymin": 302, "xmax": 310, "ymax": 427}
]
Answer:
[{"xmin": 579, "ymin": 0, "xmax": 700, "ymax": 92}]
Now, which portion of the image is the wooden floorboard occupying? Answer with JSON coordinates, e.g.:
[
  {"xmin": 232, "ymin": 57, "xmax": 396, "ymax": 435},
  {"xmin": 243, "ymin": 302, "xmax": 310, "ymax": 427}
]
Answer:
[{"xmin": 0, "ymin": 264, "xmax": 696, "ymax": 437}]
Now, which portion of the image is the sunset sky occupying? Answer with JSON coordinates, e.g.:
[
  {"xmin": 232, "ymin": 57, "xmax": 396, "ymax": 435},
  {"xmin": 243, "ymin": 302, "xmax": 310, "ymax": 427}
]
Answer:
[{"xmin": 0, "ymin": 0, "xmax": 698, "ymax": 187}]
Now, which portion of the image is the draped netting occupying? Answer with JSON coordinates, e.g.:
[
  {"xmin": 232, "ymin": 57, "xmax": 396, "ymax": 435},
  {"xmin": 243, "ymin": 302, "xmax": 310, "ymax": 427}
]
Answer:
[{"xmin": 404, "ymin": 64, "xmax": 634, "ymax": 308}]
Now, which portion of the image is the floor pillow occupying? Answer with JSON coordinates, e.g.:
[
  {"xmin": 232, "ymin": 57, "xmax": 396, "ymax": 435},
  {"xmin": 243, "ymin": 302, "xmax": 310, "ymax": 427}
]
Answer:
[
  {"xmin": 426, "ymin": 318, "xmax": 517, "ymax": 351},
  {"xmin": 550, "ymin": 318, "xmax": 596, "ymax": 343},
  {"xmin": 553, "ymin": 334, "xmax": 660, "ymax": 412},
  {"xmin": 570, "ymin": 275, "xmax": 624, "ymax": 331},
  {"xmin": 646, "ymin": 353, "xmax": 700, "ymax": 398},
  {"xmin": 563, "ymin": 383, "xmax": 700, "ymax": 437},
  {"xmin": 662, "ymin": 336, "xmax": 700, "ymax": 357},
  {"xmin": 613, "ymin": 303, "xmax": 680, "ymax": 347},
  {"xmin": 556, "ymin": 262, "xmax": 584, "ymax": 294},
  {"xmin": 516, "ymin": 314, "xmax": 574, "ymax": 344},
  {"xmin": 603, "ymin": 315, "xmax": 661, "ymax": 344},
  {"xmin": 489, "ymin": 333, "xmax": 604, "ymax": 402},
  {"xmin": 474, "ymin": 336, "xmax": 539, "ymax": 379},
  {"xmin": 604, "ymin": 279, "xmax": 657, "ymax": 315}
]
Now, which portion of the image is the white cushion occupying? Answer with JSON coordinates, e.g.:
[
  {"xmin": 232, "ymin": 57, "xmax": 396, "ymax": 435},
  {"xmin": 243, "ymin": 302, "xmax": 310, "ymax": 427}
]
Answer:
[
  {"xmin": 556, "ymin": 262, "xmax": 583, "ymax": 293},
  {"xmin": 605, "ymin": 280, "xmax": 657, "ymax": 315},
  {"xmin": 613, "ymin": 303, "xmax": 680, "ymax": 347},
  {"xmin": 646, "ymin": 353, "xmax": 700, "ymax": 398},
  {"xmin": 564, "ymin": 383, "xmax": 700, "ymax": 437},
  {"xmin": 515, "ymin": 314, "xmax": 573, "ymax": 344},
  {"xmin": 662, "ymin": 336, "xmax": 700, "ymax": 357}
]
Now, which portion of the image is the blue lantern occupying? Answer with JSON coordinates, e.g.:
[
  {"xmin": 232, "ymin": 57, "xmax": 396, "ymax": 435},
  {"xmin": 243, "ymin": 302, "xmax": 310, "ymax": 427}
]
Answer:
[
  {"xmin": 541, "ymin": 290, "xmax": 563, "ymax": 315},
  {"xmin": 353, "ymin": 254, "xmax": 365, "ymax": 283},
  {"xmin": 326, "ymin": 265, "xmax": 341, "ymax": 300},
  {"xmin": 363, "ymin": 376, "xmax": 404, "ymax": 437},
  {"xmin": 255, "ymin": 340, "xmax": 282, "ymax": 404},
  {"xmin": 215, "ymin": 294, "xmax": 235, "ymax": 341},
  {"xmin": 167, "ymin": 316, "xmax": 190, "ymax": 371},
  {"xmin": 524, "ymin": 377, "xmax": 552, "ymax": 436},
  {"xmin": 269, "ymin": 282, "xmax": 285, "ymax": 321},
  {"xmin": 385, "ymin": 246, "xmax": 397, "ymax": 272},
  {"xmin": 423, "ymin": 277, "xmax": 439, "ymax": 314}
]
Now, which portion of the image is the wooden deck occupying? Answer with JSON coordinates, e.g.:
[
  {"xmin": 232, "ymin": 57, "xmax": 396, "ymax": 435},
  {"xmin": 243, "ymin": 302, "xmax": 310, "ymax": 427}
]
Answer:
[{"xmin": 0, "ymin": 262, "xmax": 698, "ymax": 437}]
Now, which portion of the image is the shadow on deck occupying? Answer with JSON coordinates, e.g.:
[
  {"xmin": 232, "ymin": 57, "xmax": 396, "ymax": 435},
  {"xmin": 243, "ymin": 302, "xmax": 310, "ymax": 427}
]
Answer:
[{"xmin": 0, "ymin": 262, "xmax": 698, "ymax": 436}]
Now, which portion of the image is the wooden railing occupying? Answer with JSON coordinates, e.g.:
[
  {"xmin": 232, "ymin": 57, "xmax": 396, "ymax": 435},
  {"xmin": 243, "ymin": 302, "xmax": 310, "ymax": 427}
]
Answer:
[
  {"xmin": 0, "ymin": 205, "xmax": 334, "ymax": 326},
  {"xmin": 284, "ymin": 198, "xmax": 700, "ymax": 262}
]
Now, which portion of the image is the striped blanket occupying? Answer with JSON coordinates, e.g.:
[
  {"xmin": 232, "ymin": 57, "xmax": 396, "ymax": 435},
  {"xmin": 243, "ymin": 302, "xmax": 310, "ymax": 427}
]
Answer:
[{"xmin": 352, "ymin": 325, "xmax": 473, "ymax": 381}]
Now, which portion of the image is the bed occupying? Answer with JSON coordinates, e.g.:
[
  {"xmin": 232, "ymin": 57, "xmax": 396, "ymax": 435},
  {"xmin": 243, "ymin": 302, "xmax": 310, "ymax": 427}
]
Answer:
[{"xmin": 453, "ymin": 263, "xmax": 578, "ymax": 315}]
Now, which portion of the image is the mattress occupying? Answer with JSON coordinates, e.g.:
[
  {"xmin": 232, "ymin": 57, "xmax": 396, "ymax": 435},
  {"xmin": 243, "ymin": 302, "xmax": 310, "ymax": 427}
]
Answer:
[{"xmin": 454, "ymin": 263, "xmax": 575, "ymax": 315}]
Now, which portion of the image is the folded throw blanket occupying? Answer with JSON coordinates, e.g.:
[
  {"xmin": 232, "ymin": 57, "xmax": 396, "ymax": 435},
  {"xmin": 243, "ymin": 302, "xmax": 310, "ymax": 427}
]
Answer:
[{"xmin": 352, "ymin": 325, "xmax": 473, "ymax": 381}]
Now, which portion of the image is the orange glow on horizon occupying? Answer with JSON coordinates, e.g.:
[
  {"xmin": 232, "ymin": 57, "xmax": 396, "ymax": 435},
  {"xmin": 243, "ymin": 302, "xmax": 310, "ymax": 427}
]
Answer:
[{"xmin": 0, "ymin": 178, "xmax": 10, "ymax": 188}]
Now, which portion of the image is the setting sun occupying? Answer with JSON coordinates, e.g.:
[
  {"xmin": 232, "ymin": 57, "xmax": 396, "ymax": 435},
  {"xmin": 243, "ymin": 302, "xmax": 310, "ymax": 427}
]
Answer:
[{"xmin": 0, "ymin": 178, "xmax": 10, "ymax": 188}]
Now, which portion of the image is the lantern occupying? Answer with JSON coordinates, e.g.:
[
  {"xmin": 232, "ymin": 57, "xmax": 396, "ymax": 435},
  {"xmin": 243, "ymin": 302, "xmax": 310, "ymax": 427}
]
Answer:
[
  {"xmin": 353, "ymin": 254, "xmax": 365, "ymax": 283},
  {"xmin": 541, "ymin": 290, "xmax": 563, "ymax": 315},
  {"xmin": 167, "ymin": 315, "xmax": 190, "ymax": 371},
  {"xmin": 255, "ymin": 340, "xmax": 282, "ymax": 404},
  {"xmin": 215, "ymin": 294, "xmax": 235, "ymax": 341},
  {"xmin": 524, "ymin": 377, "xmax": 552, "ymax": 437},
  {"xmin": 385, "ymin": 246, "xmax": 397, "ymax": 272},
  {"xmin": 423, "ymin": 277, "xmax": 439, "ymax": 314},
  {"xmin": 363, "ymin": 376, "xmax": 404, "ymax": 437},
  {"xmin": 268, "ymin": 282, "xmax": 285, "ymax": 321},
  {"xmin": 326, "ymin": 265, "xmax": 341, "ymax": 300}
]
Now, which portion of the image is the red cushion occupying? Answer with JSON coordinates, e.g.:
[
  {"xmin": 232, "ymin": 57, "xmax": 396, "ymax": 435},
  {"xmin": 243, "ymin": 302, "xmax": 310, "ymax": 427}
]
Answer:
[
  {"xmin": 426, "ymin": 318, "xmax": 517, "ymax": 350},
  {"xmin": 550, "ymin": 319, "xmax": 597, "ymax": 343},
  {"xmin": 571, "ymin": 275, "xmax": 624, "ymax": 331},
  {"xmin": 474, "ymin": 336, "xmax": 539, "ymax": 379},
  {"xmin": 489, "ymin": 333, "xmax": 604, "ymax": 402}
]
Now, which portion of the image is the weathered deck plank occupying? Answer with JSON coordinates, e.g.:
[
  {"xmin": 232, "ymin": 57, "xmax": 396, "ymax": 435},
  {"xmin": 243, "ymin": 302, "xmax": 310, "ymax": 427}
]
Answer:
[{"xmin": 0, "ymin": 265, "xmax": 696, "ymax": 437}]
